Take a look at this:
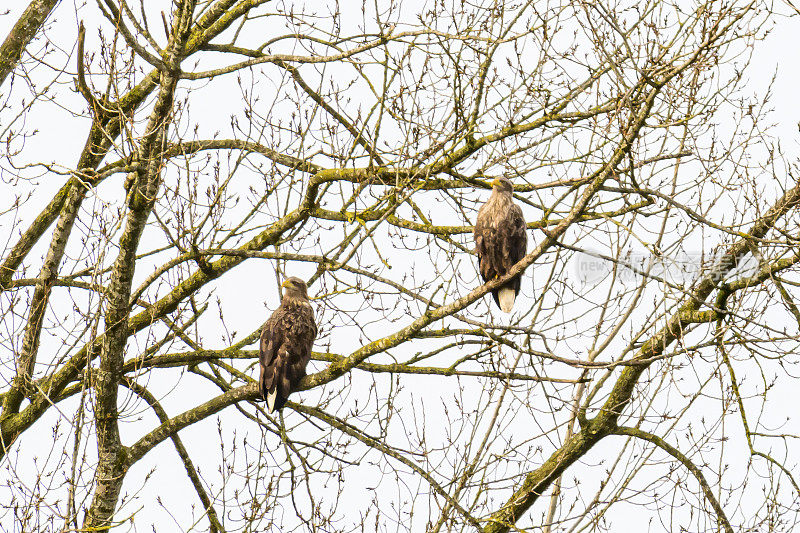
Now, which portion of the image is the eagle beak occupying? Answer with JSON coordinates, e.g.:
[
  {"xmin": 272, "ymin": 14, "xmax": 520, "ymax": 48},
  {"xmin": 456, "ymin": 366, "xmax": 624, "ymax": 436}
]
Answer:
[
  {"xmin": 281, "ymin": 279, "xmax": 292, "ymax": 289},
  {"xmin": 491, "ymin": 178, "xmax": 502, "ymax": 188}
]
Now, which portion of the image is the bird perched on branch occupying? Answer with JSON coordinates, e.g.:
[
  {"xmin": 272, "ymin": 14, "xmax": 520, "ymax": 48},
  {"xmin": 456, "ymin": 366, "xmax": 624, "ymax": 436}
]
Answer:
[
  {"xmin": 259, "ymin": 277, "xmax": 317, "ymax": 412},
  {"xmin": 474, "ymin": 177, "xmax": 528, "ymax": 312}
]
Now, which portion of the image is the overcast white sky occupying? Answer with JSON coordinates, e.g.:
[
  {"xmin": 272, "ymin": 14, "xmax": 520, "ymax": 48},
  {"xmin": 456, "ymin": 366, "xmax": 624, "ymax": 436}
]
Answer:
[{"xmin": 1, "ymin": 2, "xmax": 799, "ymax": 531}]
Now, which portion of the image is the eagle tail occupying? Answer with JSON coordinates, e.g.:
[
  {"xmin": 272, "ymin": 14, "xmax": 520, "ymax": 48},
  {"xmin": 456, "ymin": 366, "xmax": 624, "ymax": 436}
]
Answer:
[
  {"xmin": 266, "ymin": 387, "xmax": 278, "ymax": 413},
  {"xmin": 498, "ymin": 287, "xmax": 515, "ymax": 313}
]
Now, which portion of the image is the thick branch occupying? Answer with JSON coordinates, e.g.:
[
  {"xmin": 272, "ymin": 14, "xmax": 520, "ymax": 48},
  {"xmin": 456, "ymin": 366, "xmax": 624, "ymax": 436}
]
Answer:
[
  {"xmin": 0, "ymin": 0, "xmax": 58, "ymax": 86},
  {"xmin": 0, "ymin": 0, "xmax": 263, "ymax": 292},
  {"xmin": 483, "ymin": 165, "xmax": 800, "ymax": 533},
  {"xmin": 83, "ymin": 2, "xmax": 193, "ymax": 526}
]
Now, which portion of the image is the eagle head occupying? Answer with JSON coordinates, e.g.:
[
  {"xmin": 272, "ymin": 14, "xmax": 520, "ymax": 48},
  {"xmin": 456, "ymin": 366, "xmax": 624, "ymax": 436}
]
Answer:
[
  {"xmin": 491, "ymin": 177, "xmax": 514, "ymax": 193},
  {"xmin": 281, "ymin": 277, "xmax": 309, "ymax": 300}
]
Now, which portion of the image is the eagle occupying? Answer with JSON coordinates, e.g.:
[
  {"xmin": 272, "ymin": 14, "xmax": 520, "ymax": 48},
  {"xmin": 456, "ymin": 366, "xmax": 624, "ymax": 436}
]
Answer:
[
  {"xmin": 259, "ymin": 277, "xmax": 317, "ymax": 412},
  {"xmin": 474, "ymin": 177, "xmax": 528, "ymax": 312}
]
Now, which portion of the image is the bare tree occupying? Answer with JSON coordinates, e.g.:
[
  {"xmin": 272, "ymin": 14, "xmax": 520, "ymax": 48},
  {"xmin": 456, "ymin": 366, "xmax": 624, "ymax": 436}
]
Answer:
[{"xmin": 1, "ymin": 0, "xmax": 798, "ymax": 531}]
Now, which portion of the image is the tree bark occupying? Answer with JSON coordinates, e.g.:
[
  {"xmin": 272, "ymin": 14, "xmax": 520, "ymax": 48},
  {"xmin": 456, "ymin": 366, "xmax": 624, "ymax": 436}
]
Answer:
[
  {"xmin": 0, "ymin": 0, "xmax": 58, "ymax": 86},
  {"xmin": 0, "ymin": 0, "xmax": 257, "ymax": 458},
  {"xmin": 82, "ymin": 1, "xmax": 195, "ymax": 527}
]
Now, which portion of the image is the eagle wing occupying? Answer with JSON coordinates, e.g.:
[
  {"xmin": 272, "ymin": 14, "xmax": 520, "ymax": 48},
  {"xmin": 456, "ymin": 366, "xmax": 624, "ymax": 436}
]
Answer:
[
  {"xmin": 474, "ymin": 201, "xmax": 497, "ymax": 282},
  {"xmin": 258, "ymin": 313, "xmax": 283, "ymax": 408},
  {"xmin": 475, "ymin": 199, "xmax": 527, "ymax": 281},
  {"xmin": 259, "ymin": 301, "xmax": 316, "ymax": 412},
  {"xmin": 503, "ymin": 202, "xmax": 527, "ymax": 281}
]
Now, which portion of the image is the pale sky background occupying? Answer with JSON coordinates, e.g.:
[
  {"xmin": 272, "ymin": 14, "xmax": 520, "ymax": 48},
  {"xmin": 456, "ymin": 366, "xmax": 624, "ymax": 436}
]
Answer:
[{"xmin": 0, "ymin": 2, "xmax": 799, "ymax": 532}]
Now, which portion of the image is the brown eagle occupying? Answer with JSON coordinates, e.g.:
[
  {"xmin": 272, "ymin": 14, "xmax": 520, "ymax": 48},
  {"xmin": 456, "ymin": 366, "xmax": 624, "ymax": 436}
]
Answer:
[
  {"xmin": 474, "ymin": 177, "xmax": 528, "ymax": 312},
  {"xmin": 259, "ymin": 277, "xmax": 317, "ymax": 412}
]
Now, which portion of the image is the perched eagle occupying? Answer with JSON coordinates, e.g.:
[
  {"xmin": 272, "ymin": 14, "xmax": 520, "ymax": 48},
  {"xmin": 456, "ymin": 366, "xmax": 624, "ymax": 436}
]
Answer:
[
  {"xmin": 259, "ymin": 277, "xmax": 317, "ymax": 412},
  {"xmin": 474, "ymin": 177, "xmax": 528, "ymax": 312}
]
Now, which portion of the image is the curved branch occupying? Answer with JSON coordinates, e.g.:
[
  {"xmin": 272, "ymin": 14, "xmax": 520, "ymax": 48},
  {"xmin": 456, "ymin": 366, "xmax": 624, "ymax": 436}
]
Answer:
[
  {"xmin": 293, "ymin": 402, "xmax": 483, "ymax": 530},
  {"xmin": 127, "ymin": 383, "xmax": 254, "ymax": 464},
  {"xmin": 121, "ymin": 379, "xmax": 223, "ymax": 532},
  {"xmin": 613, "ymin": 426, "xmax": 734, "ymax": 533}
]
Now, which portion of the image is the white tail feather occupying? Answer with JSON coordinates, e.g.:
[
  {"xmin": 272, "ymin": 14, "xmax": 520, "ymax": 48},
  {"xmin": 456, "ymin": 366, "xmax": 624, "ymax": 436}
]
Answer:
[
  {"xmin": 266, "ymin": 388, "xmax": 278, "ymax": 412},
  {"xmin": 498, "ymin": 287, "xmax": 515, "ymax": 313}
]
